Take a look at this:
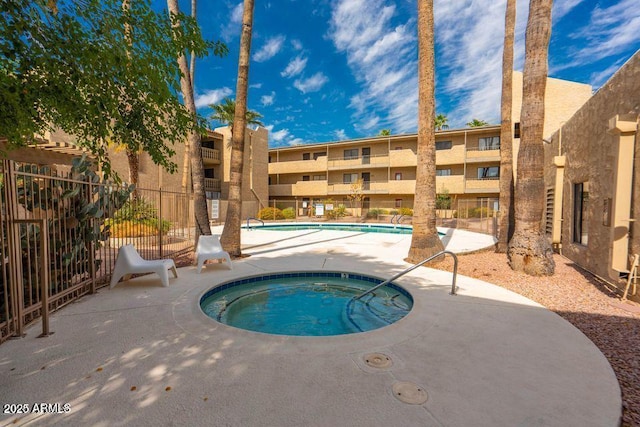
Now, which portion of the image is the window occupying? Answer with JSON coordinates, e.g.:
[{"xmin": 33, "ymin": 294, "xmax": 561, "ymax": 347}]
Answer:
[
  {"xmin": 394, "ymin": 146, "xmax": 403, "ymax": 150},
  {"xmin": 313, "ymin": 152, "xmax": 326, "ymax": 160},
  {"xmin": 268, "ymin": 176, "xmax": 272, "ymax": 185},
  {"xmin": 343, "ymin": 173, "xmax": 358, "ymax": 183},
  {"xmin": 477, "ymin": 166, "xmax": 499, "ymax": 179},
  {"xmin": 302, "ymin": 153, "xmax": 310, "ymax": 160},
  {"xmin": 436, "ymin": 168, "xmax": 452, "ymax": 176},
  {"xmin": 395, "ymin": 172, "xmax": 402, "ymax": 180},
  {"xmin": 313, "ymin": 175, "xmax": 326, "ymax": 181},
  {"xmin": 302, "ymin": 175, "xmax": 310, "ymax": 181},
  {"xmin": 436, "ymin": 140, "xmax": 452, "ymax": 150},
  {"xmin": 478, "ymin": 136, "xmax": 500, "ymax": 150},
  {"xmin": 344, "ymin": 149, "xmax": 358, "ymax": 160},
  {"xmin": 395, "ymin": 199, "xmax": 403, "ymax": 208},
  {"xmin": 514, "ymin": 122, "xmax": 520, "ymax": 138},
  {"xmin": 268, "ymin": 155, "xmax": 272, "ymax": 163},
  {"xmin": 573, "ymin": 182, "xmax": 589, "ymax": 245}
]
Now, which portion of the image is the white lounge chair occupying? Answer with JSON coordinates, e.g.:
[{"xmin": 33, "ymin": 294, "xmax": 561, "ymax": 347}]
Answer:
[
  {"xmin": 110, "ymin": 244, "xmax": 177, "ymax": 288},
  {"xmin": 196, "ymin": 235, "xmax": 232, "ymax": 273}
]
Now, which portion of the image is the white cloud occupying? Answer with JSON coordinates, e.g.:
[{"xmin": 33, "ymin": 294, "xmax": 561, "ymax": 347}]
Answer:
[
  {"xmin": 253, "ymin": 35, "xmax": 286, "ymax": 62},
  {"xmin": 281, "ymin": 56, "xmax": 308, "ymax": 78},
  {"xmin": 335, "ymin": 129, "xmax": 348, "ymax": 140},
  {"xmin": 220, "ymin": 3, "xmax": 244, "ymax": 41},
  {"xmin": 250, "ymin": 83, "xmax": 263, "ymax": 89},
  {"xmin": 328, "ymin": 0, "xmax": 418, "ymax": 133},
  {"xmin": 261, "ymin": 91, "xmax": 276, "ymax": 106},
  {"xmin": 293, "ymin": 72, "xmax": 329, "ymax": 93},
  {"xmin": 194, "ymin": 87, "xmax": 233, "ymax": 108},
  {"xmin": 265, "ymin": 126, "xmax": 304, "ymax": 147},
  {"xmin": 291, "ymin": 39, "xmax": 303, "ymax": 50}
]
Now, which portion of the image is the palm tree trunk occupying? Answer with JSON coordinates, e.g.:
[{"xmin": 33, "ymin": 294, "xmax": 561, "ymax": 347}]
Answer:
[
  {"xmin": 221, "ymin": 0, "xmax": 254, "ymax": 257},
  {"xmin": 167, "ymin": 0, "xmax": 210, "ymax": 239},
  {"xmin": 407, "ymin": 0, "xmax": 444, "ymax": 263},
  {"xmin": 496, "ymin": 0, "xmax": 516, "ymax": 253},
  {"xmin": 181, "ymin": 0, "xmax": 197, "ymax": 192},
  {"xmin": 507, "ymin": 0, "xmax": 555, "ymax": 275}
]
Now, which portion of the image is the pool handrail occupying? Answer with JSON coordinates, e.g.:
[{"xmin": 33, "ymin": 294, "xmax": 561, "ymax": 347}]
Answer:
[
  {"xmin": 246, "ymin": 217, "xmax": 265, "ymax": 229},
  {"xmin": 352, "ymin": 250, "xmax": 459, "ymax": 301},
  {"xmin": 390, "ymin": 213, "xmax": 398, "ymax": 224}
]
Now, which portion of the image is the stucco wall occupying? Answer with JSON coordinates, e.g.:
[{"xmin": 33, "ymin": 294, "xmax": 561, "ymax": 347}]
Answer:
[{"xmin": 544, "ymin": 51, "xmax": 639, "ymax": 286}]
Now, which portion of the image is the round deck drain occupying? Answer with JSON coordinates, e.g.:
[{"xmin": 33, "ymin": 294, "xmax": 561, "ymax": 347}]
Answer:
[
  {"xmin": 392, "ymin": 381, "xmax": 428, "ymax": 405},
  {"xmin": 363, "ymin": 353, "xmax": 392, "ymax": 369}
]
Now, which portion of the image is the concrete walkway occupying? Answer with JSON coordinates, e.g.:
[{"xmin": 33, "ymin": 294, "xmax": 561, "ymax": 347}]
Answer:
[{"xmin": 0, "ymin": 228, "xmax": 621, "ymax": 426}]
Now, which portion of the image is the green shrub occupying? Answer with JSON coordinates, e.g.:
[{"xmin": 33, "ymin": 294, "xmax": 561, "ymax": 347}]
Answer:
[
  {"xmin": 366, "ymin": 208, "xmax": 385, "ymax": 219},
  {"xmin": 282, "ymin": 207, "xmax": 296, "ymax": 219},
  {"xmin": 108, "ymin": 220, "xmax": 158, "ymax": 237},
  {"xmin": 389, "ymin": 209, "xmax": 399, "ymax": 215},
  {"xmin": 258, "ymin": 207, "xmax": 284, "ymax": 220},
  {"xmin": 399, "ymin": 207, "xmax": 413, "ymax": 216},
  {"xmin": 106, "ymin": 197, "xmax": 171, "ymax": 236}
]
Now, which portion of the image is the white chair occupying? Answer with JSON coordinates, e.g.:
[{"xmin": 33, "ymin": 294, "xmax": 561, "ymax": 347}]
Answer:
[
  {"xmin": 196, "ymin": 235, "xmax": 232, "ymax": 273},
  {"xmin": 110, "ymin": 244, "xmax": 177, "ymax": 288},
  {"xmin": 622, "ymin": 254, "xmax": 639, "ymax": 301}
]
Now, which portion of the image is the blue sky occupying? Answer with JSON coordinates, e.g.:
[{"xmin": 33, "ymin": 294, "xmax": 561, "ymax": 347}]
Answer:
[{"xmin": 171, "ymin": 0, "xmax": 639, "ymax": 147}]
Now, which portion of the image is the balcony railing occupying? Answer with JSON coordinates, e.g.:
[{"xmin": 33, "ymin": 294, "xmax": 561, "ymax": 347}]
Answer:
[
  {"xmin": 204, "ymin": 178, "xmax": 221, "ymax": 192},
  {"xmin": 201, "ymin": 147, "xmax": 220, "ymax": 163},
  {"xmin": 327, "ymin": 154, "xmax": 389, "ymax": 170}
]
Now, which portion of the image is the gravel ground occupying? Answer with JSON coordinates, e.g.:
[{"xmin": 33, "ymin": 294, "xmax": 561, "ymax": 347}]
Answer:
[{"xmin": 434, "ymin": 250, "xmax": 640, "ymax": 427}]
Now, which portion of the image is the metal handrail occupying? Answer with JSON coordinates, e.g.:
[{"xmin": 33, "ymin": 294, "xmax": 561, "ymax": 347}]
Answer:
[
  {"xmin": 353, "ymin": 250, "xmax": 459, "ymax": 301},
  {"xmin": 246, "ymin": 217, "xmax": 265, "ymax": 229},
  {"xmin": 390, "ymin": 213, "xmax": 398, "ymax": 224}
]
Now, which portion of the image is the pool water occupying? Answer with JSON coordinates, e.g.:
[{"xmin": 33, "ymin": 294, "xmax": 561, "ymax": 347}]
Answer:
[
  {"xmin": 244, "ymin": 223, "xmax": 414, "ymax": 235},
  {"xmin": 200, "ymin": 272, "xmax": 413, "ymax": 336}
]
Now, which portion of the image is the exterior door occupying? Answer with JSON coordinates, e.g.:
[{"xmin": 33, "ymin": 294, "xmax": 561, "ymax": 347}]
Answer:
[
  {"xmin": 362, "ymin": 147, "xmax": 370, "ymax": 164},
  {"xmin": 361, "ymin": 172, "xmax": 370, "ymax": 190}
]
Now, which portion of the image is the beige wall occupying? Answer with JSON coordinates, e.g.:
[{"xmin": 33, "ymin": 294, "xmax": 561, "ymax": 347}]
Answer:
[{"xmin": 544, "ymin": 51, "xmax": 639, "ymax": 289}]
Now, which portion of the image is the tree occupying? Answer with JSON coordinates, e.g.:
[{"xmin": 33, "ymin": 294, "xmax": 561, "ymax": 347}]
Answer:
[
  {"xmin": 1, "ymin": 0, "xmax": 216, "ymax": 177},
  {"xmin": 379, "ymin": 129, "xmax": 392, "ymax": 136},
  {"xmin": 181, "ymin": 0, "xmax": 199, "ymax": 192},
  {"xmin": 347, "ymin": 178, "xmax": 365, "ymax": 216},
  {"xmin": 407, "ymin": 0, "xmax": 444, "ymax": 263},
  {"xmin": 209, "ymin": 98, "xmax": 264, "ymax": 133},
  {"xmin": 507, "ymin": 0, "xmax": 555, "ymax": 276},
  {"xmin": 496, "ymin": 0, "xmax": 516, "ymax": 253},
  {"xmin": 467, "ymin": 119, "xmax": 490, "ymax": 127},
  {"xmin": 220, "ymin": 0, "xmax": 255, "ymax": 257},
  {"xmin": 435, "ymin": 114, "xmax": 449, "ymax": 130},
  {"xmin": 167, "ymin": 0, "xmax": 224, "ymax": 239}
]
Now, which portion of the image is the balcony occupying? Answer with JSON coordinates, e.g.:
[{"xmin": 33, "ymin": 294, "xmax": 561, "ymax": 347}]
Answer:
[
  {"xmin": 389, "ymin": 149, "xmax": 417, "ymax": 167},
  {"xmin": 435, "ymin": 145, "xmax": 466, "ymax": 165},
  {"xmin": 269, "ymin": 180, "xmax": 328, "ymax": 197},
  {"xmin": 268, "ymin": 157, "xmax": 327, "ymax": 174},
  {"xmin": 465, "ymin": 178, "xmax": 500, "ymax": 193},
  {"xmin": 386, "ymin": 180, "xmax": 416, "ymax": 194},
  {"xmin": 327, "ymin": 180, "xmax": 390, "ymax": 195},
  {"xmin": 201, "ymin": 147, "xmax": 220, "ymax": 164},
  {"xmin": 465, "ymin": 147, "xmax": 500, "ymax": 162},
  {"xmin": 435, "ymin": 175, "xmax": 465, "ymax": 194},
  {"xmin": 327, "ymin": 154, "xmax": 389, "ymax": 170},
  {"xmin": 204, "ymin": 178, "xmax": 221, "ymax": 192}
]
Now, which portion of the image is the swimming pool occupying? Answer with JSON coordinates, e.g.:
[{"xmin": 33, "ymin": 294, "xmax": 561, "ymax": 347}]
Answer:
[
  {"xmin": 199, "ymin": 272, "xmax": 413, "ymax": 336},
  {"xmin": 244, "ymin": 222, "xmax": 414, "ymax": 234}
]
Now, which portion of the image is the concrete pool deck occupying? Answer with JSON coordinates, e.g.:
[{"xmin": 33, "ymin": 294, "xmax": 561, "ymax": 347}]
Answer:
[{"xmin": 0, "ymin": 227, "xmax": 621, "ymax": 426}]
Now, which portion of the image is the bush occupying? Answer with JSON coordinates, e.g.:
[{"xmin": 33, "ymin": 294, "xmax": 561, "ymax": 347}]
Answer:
[
  {"xmin": 258, "ymin": 207, "xmax": 284, "ymax": 220},
  {"xmin": 325, "ymin": 204, "xmax": 348, "ymax": 220},
  {"xmin": 107, "ymin": 220, "xmax": 158, "ymax": 238},
  {"xmin": 399, "ymin": 207, "xmax": 413, "ymax": 216},
  {"xmin": 366, "ymin": 208, "xmax": 386, "ymax": 219},
  {"xmin": 282, "ymin": 207, "xmax": 296, "ymax": 219}
]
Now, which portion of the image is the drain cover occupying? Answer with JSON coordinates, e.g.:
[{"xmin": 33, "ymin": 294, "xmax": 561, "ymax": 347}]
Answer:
[
  {"xmin": 363, "ymin": 353, "xmax": 392, "ymax": 369},
  {"xmin": 392, "ymin": 381, "xmax": 428, "ymax": 405}
]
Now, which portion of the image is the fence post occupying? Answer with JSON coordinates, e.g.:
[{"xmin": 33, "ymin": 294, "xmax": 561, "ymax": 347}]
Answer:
[
  {"xmin": 159, "ymin": 188, "xmax": 163, "ymax": 259},
  {"xmin": 5, "ymin": 161, "xmax": 25, "ymax": 337},
  {"xmin": 88, "ymin": 180, "xmax": 96, "ymax": 294},
  {"xmin": 38, "ymin": 219, "xmax": 52, "ymax": 337}
]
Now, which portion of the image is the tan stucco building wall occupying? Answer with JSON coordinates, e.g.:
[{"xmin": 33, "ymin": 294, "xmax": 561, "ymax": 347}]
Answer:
[{"xmin": 544, "ymin": 51, "xmax": 639, "ymax": 290}]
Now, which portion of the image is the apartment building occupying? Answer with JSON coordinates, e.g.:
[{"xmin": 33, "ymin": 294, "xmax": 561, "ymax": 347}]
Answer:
[{"xmin": 268, "ymin": 125, "xmax": 502, "ymax": 211}]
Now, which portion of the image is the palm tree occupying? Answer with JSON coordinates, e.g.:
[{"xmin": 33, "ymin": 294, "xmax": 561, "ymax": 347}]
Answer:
[
  {"xmin": 496, "ymin": 0, "xmax": 516, "ymax": 253},
  {"xmin": 167, "ymin": 0, "xmax": 211, "ymax": 239},
  {"xmin": 181, "ymin": 0, "xmax": 198, "ymax": 192},
  {"xmin": 209, "ymin": 97, "xmax": 263, "ymax": 133},
  {"xmin": 379, "ymin": 129, "xmax": 391, "ymax": 136},
  {"xmin": 220, "ymin": 0, "xmax": 255, "ymax": 257},
  {"xmin": 466, "ymin": 119, "xmax": 489, "ymax": 127},
  {"xmin": 435, "ymin": 113, "xmax": 449, "ymax": 130},
  {"xmin": 507, "ymin": 0, "xmax": 555, "ymax": 275},
  {"xmin": 407, "ymin": 0, "xmax": 444, "ymax": 263}
]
